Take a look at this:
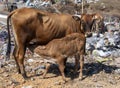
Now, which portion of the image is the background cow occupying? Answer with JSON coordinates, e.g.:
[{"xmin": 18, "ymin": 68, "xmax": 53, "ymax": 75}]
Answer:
[
  {"xmin": 81, "ymin": 13, "xmax": 104, "ymax": 36},
  {"xmin": 6, "ymin": 7, "xmax": 95, "ymax": 79},
  {"xmin": 34, "ymin": 33, "xmax": 86, "ymax": 81}
]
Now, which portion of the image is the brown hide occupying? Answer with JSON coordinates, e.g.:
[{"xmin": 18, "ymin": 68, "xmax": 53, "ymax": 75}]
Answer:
[
  {"xmin": 11, "ymin": 8, "xmax": 84, "ymax": 45},
  {"xmin": 6, "ymin": 7, "xmax": 85, "ymax": 79},
  {"xmin": 34, "ymin": 33, "xmax": 86, "ymax": 81},
  {"xmin": 81, "ymin": 13, "xmax": 104, "ymax": 34}
]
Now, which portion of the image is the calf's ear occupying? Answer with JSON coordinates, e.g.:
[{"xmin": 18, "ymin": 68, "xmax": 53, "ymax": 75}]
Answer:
[{"xmin": 72, "ymin": 15, "xmax": 81, "ymax": 21}]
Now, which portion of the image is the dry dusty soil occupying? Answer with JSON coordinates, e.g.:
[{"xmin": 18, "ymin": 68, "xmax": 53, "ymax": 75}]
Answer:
[{"xmin": 0, "ymin": 55, "xmax": 120, "ymax": 88}]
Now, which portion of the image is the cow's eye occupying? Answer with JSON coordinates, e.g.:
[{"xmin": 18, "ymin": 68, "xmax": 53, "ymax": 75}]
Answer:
[
  {"xmin": 81, "ymin": 20, "xmax": 86, "ymax": 26},
  {"xmin": 81, "ymin": 20, "xmax": 85, "ymax": 24}
]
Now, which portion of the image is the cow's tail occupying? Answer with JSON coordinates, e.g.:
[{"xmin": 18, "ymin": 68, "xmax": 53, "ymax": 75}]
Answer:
[{"xmin": 6, "ymin": 10, "xmax": 16, "ymax": 60}]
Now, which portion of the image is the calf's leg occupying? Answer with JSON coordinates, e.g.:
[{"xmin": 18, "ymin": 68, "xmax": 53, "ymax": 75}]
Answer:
[
  {"xmin": 79, "ymin": 55, "xmax": 84, "ymax": 80},
  {"xmin": 74, "ymin": 54, "xmax": 80, "ymax": 72},
  {"xmin": 57, "ymin": 57, "xmax": 66, "ymax": 82},
  {"xmin": 42, "ymin": 63, "xmax": 51, "ymax": 78}
]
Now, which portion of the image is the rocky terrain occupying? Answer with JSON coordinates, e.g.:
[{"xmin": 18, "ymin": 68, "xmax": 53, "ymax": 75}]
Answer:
[{"xmin": 0, "ymin": 0, "xmax": 120, "ymax": 88}]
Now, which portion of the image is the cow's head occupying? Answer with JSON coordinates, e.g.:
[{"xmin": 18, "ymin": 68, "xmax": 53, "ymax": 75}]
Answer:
[
  {"xmin": 72, "ymin": 15, "xmax": 93, "ymax": 37},
  {"xmin": 72, "ymin": 14, "xmax": 104, "ymax": 37},
  {"xmin": 72, "ymin": 15, "xmax": 86, "ymax": 34}
]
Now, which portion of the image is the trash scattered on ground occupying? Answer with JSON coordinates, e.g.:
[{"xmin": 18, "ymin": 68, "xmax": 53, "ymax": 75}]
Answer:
[{"xmin": 0, "ymin": 0, "xmax": 120, "ymax": 87}]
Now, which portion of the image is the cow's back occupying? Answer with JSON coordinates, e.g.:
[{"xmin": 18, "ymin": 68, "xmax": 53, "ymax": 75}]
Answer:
[{"xmin": 10, "ymin": 7, "xmax": 82, "ymax": 45}]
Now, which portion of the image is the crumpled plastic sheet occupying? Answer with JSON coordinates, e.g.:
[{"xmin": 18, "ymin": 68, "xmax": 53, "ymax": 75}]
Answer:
[
  {"xmin": 26, "ymin": 0, "xmax": 52, "ymax": 8},
  {"xmin": 92, "ymin": 49, "xmax": 111, "ymax": 58},
  {"xmin": 86, "ymin": 30, "xmax": 120, "ymax": 59}
]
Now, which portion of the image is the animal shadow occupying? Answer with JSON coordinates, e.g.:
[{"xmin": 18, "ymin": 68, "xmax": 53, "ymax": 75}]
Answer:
[
  {"xmin": 52, "ymin": 62, "xmax": 118, "ymax": 80},
  {"xmin": 29, "ymin": 62, "xmax": 118, "ymax": 80}
]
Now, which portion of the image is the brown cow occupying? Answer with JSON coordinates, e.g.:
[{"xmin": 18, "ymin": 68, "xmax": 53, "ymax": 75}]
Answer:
[
  {"xmin": 34, "ymin": 33, "xmax": 86, "ymax": 81},
  {"xmin": 6, "ymin": 7, "xmax": 90, "ymax": 79},
  {"xmin": 81, "ymin": 13, "xmax": 104, "ymax": 35}
]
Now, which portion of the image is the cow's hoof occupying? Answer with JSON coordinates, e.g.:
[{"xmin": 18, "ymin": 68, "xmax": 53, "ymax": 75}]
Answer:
[
  {"xmin": 62, "ymin": 80, "xmax": 66, "ymax": 84},
  {"xmin": 24, "ymin": 76, "xmax": 29, "ymax": 80},
  {"xmin": 18, "ymin": 70, "xmax": 21, "ymax": 74},
  {"xmin": 78, "ymin": 77, "xmax": 83, "ymax": 81},
  {"xmin": 63, "ymin": 78, "xmax": 69, "ymax": 83},
  {"xmin": 22, "ymin": 74, "xmax": 29, "ymax": 80},
  {"xmin": 40, "ymin": 76, "xmax": 45, "ymax": 79}
]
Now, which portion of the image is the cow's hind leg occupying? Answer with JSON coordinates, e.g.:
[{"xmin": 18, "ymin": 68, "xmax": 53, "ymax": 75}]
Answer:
[
  {"xmin": 13, "ymin": 45, "xmax": 21, "ymax": 74},
  {"xmin": 16, "ymin": 43, "xmax": 27, "ymax": 79}
]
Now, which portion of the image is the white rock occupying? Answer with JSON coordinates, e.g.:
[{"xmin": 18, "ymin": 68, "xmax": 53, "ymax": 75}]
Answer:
[
  {"xmin": 27, "ymin": 59, "xmax": 34, "ymax": 63},
  {"xmin": 22, "ymin": 85, "xmax": 33, "ymax": 88}
]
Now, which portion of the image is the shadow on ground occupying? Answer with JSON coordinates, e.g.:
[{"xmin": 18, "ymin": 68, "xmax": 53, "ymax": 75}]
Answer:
[{"xmin": 31, "ymin": 62, "xmax": 119, "ymax": 80}]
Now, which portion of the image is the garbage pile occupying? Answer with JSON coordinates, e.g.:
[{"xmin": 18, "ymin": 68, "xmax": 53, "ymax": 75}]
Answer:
[
  {"xmin": 86, "ymin": 14, "xmax": 120, "ymax": 63},
  {"xmin": 0, "ymin": 22, "xmax": 8, "ymax": 66},
  {"xmin": 24, "ymin": 0, "xmax": 82, "ymax": 14}
]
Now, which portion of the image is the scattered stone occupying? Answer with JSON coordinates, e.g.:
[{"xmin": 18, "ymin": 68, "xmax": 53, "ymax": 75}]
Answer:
[
  {"xmin": 22, "ymin": 85, "xmax": 33, "ymax": 88},
  {"xmin": 11, "ymin": 79, "xmax": 20, "ymax": 85},
  {"xmin": 27, "ymin": 59, "xmax": 34, "ymax": 63},
  {"xmin": 95, "ymin": 84, "xmax": 103, "ymax": 88},
  {"xmin": 30, "ymin": 78, "xmax": 35, "ymax": 81},
  {"xmin": 3, "ymin": 72, "xmax": 9, "ymax": 77},
  {"xmin": 114, "ymin": 69, "xmax": 120, "ymax": 74}
]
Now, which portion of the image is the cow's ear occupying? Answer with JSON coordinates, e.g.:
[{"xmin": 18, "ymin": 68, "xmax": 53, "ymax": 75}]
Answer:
[
  {"xmin": 72, "ymin": 15, "xmax": 81, "ymax": 21},
  {"xmin": 92, "ymin": 13, "xmax": 102, "ymax": 20},
  {"xmin": 92, "ymin": 14, "xmax": 98, "ymax": 20},
  {"xmin": 92, "ymin": 13, "xmax": 103, "ymax": 22}
]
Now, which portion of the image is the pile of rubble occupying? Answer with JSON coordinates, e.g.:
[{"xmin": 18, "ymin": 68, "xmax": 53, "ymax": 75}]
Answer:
[
  {"xmin": 0, "ymin": 22, "xmax": 8, "ymax": 67},
  {"xmin": 86, "ymin": 15, "xmax": 120, "ymax": 62}
]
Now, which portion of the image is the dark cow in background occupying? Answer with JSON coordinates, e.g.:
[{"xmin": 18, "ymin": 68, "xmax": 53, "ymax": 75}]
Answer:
[
  {"xmin": 6, "ymin": 7, "xmax": 99, "ymax": 79},
  {"xmin": 34, "ymin": 33, "xmax": 86, "ymax": 81}
]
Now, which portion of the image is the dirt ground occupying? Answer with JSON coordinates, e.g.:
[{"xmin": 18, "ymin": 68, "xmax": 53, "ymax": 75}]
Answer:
[
  {"xmin": 0, "ymin": 0, "xmax": 120, "ymax": 88},
  {"xmin": 0, "ymin": 55, "xmax": 120, "ymax": 88}
]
